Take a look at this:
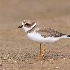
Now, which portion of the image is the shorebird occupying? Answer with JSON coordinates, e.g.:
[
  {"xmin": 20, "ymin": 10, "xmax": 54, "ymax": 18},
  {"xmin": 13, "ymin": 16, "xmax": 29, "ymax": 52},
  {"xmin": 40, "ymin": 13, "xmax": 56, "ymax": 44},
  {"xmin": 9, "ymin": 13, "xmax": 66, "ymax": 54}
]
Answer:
[{"xmin": 18, "ymin": 19, "xmax": 70, "ymax": 60}]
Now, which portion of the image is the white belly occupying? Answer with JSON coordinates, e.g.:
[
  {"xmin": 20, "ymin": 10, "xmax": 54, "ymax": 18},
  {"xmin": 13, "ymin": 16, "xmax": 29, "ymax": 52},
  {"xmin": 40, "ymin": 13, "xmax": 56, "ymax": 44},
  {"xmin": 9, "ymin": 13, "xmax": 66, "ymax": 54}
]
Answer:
[{"xmin": 27, "ymin": 32, "xmax": 60, "ymax": 43}]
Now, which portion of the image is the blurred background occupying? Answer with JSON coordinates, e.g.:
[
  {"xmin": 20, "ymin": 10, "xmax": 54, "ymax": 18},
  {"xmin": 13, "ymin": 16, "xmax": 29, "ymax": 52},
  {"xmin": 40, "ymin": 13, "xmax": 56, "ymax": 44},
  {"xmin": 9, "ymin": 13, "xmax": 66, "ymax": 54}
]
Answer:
[
  {"xmin": 0, "ymin": 0, "xmax": 70, "ymax": 70},
  {"xmin": 0, "ymin": 0, "xmax": 70, "ymax": 29}
]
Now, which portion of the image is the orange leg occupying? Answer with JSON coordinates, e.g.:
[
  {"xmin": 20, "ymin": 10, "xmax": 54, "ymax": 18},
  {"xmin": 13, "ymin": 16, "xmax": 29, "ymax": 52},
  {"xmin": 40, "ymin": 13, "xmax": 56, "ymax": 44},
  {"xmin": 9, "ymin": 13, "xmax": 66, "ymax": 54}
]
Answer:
[
  {"xmin": 41, "ymin": 45, "xmax": 47, "ymax": 59},
  {"xmin": 40, "ymin": 43, "xmax": 42, "ymax": 55},
  {"xmin": 35, "ymin": 44, "xmax": 47, "ymax": 60}
]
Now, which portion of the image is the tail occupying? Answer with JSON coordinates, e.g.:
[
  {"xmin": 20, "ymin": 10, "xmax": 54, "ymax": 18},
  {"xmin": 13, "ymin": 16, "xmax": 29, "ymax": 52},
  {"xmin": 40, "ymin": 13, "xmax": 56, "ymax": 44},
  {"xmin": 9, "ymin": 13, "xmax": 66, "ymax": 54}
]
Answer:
[
  {"xmin": 67, "ymin": 35, "xmax": 70, "ymax": 37},
  {"xmin": 61, "ymin": 34, "xmax": 70, "ymax": 38}
]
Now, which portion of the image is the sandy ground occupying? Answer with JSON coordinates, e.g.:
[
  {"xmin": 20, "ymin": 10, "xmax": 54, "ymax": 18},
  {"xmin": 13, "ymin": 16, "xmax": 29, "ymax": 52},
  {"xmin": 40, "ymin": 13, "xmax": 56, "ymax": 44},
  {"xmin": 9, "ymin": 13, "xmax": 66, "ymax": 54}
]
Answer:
[{"xmin": 0, "ymin": 0, "xmax": 70, "ymax": 70}]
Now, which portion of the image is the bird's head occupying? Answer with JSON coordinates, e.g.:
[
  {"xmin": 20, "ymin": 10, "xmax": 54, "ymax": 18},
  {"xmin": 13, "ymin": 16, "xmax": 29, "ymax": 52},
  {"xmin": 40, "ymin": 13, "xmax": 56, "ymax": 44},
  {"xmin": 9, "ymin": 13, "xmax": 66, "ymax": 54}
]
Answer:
[{"xmin": 18, "ymin": 19, "xmax": 36, "ymax": 32}]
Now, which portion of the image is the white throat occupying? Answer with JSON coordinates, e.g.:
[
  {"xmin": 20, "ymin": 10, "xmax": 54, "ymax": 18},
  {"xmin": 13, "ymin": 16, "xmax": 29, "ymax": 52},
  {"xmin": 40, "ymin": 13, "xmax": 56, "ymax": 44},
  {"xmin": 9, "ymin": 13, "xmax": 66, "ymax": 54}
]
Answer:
[{"xmin": 23, "ymin": 23, "xmax": 36, "ymax": 32}]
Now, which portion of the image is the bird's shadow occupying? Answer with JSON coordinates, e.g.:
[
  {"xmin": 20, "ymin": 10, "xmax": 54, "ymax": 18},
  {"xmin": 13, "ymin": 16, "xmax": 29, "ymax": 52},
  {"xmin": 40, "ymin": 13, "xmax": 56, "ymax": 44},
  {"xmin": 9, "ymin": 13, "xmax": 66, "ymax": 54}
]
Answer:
[{"xmin": 44, "ymin": 51, "xmax": 70, "ymax": 60}]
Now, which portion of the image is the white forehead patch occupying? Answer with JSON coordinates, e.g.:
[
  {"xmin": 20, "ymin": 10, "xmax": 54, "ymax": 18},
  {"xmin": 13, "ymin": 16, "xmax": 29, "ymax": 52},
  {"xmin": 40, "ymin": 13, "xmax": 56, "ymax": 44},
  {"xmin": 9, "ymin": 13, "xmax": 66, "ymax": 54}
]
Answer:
[{"xmin": 22, "ymin": 22, "xmax": 24, "ymax": 25}]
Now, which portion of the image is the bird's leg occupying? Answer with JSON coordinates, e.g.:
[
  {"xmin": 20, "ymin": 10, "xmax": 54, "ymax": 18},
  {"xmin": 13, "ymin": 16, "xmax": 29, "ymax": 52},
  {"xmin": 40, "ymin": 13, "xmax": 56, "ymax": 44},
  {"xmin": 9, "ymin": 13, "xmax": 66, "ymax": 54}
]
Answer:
[
  {"xmin": 35, "ymin": 44, "xmax": 47, "ymax": 60},
  {"xmin": 41, "ymin": 45, "xmax": 47, "ymax": 58},
  {"xmin": 40, "ymin": 43, "xmax": 42, "ymax": 55},
  {"xmin": 35, "ymin": 43, "xmax": 42, "ymax": 60}
]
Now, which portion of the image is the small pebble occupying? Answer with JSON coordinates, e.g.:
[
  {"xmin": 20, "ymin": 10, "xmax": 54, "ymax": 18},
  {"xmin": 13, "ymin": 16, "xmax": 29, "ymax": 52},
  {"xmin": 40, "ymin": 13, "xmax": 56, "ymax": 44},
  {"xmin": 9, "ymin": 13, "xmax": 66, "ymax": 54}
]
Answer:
[
  {"xmin": 56, "ymin": 67, "xmax": 58, "ymax": 69},
  {"xmin": 40, "ymin": 61, "xmax": 43, "ymax": 64},
  {"xmin": 49, "ymin": 59, "xmax": 53, "ymax": 61},
  {"xmin": 14, "ymin": 61, "xmax": 17, "ymax": 63},
  {"xmin": 63, "ymin": 58, "xmax": 67, "ymax": 60},
  {"xmin": 0, "ymin": 63, "xmax": 2, "ymax": 66}
]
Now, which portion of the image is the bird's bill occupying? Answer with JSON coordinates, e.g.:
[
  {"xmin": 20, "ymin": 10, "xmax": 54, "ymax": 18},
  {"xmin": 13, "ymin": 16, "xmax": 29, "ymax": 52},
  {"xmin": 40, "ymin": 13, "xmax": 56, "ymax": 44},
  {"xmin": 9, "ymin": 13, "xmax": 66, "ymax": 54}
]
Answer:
[{"xmin": 18, "ymin": 25, "xmax": 23, "ymax": 28}]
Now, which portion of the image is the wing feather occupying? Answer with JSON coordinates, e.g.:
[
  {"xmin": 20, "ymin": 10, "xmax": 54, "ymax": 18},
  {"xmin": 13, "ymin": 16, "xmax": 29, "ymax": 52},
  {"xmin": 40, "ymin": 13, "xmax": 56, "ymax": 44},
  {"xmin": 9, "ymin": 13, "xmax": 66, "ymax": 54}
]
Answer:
[{"xmin": 36, "ymin": 27, "xmax": 65, "ymax": 38}]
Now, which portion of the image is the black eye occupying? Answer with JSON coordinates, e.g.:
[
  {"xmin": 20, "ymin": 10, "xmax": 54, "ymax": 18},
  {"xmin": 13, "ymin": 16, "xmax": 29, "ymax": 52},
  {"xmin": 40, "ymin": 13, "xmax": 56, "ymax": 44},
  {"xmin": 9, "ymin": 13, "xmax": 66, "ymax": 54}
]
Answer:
[{"xmin": 25, "ymin": 23, "xmax": 30, "ymax": 26}]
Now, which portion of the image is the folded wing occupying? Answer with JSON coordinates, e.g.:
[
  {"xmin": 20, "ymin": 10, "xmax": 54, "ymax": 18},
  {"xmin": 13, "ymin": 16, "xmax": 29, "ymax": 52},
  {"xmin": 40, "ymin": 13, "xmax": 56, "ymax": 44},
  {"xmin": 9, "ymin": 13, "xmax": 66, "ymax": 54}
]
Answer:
[{"xmin": 37, "ymin": 27, "xmax": 66, "ymax": 38}]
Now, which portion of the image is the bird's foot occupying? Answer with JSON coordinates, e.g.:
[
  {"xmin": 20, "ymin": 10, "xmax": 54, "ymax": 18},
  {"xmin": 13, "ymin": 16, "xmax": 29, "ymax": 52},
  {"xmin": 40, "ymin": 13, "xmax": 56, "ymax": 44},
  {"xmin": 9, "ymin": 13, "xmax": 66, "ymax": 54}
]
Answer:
[
  {"xmin": 34, "ymin": 45, "xmax": 47, "ymax": 61},
  {"xmin": 34, "ymin": 53, "xmax": 45, "ymax": 61}
]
